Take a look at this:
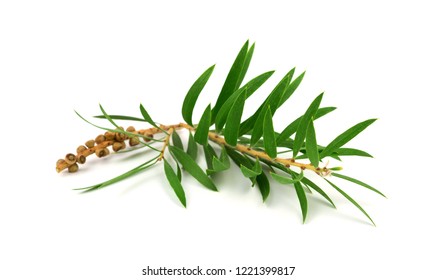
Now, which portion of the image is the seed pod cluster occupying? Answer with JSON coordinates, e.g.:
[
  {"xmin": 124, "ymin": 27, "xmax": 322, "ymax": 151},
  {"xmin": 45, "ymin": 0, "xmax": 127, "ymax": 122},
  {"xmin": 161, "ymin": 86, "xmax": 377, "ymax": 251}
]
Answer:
[{"xmin": 56, "ymin": 125, "xmax": 158, "ymax": 173}]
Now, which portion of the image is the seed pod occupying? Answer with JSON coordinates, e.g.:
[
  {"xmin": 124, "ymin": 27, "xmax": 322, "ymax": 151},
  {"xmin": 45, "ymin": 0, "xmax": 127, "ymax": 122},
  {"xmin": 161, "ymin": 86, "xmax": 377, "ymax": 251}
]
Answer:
[
  {"xmin": 95, "ymin": 149, "xmax": 106, "ymax": 158},
  {"xmin": 95, "ymin": 135, "xmax": 106, "ymax": 144},
  {"xmin": 113, "ymin": 142, "xmax": 125, "ymax": 152},
  {"xmin": 126, "ymin": 126, "xmax": 135, "ymax": 133},
  {"xmin": 104, "ymin": 131, "xmax": 115, "ymax": 141},
  {"xmin": 115, "ymin": 132, "xmax": 126, "ymax": 142},
  {"xmin": 103, "ymin": 147, "xmax": 110, "ymax": 156},
  {"xmin": 129, "ymin": 137, "xmax": 140, "ymax": 146},
  {"xmin": 65, "ymin": 153, "xmax": 76, "ymax": 164},
  {"xmin": 85, "ymin": 140, "xmax": 95, "ymax": 148},
  {"xmin": 68, "ymin": 163, "xmax": 79, "ymax": 173},
  {"xmin": 77, "ymin": 155, "xmax": 86, "ymax": 164},
  {"xmin": 77, "ymin": 145, "xmax": 87, "ymax": 153},
  {"xmin": 144, "ymin": 133, "xmax": 154, "ymax": 142},
  {"xmin": 56, "ymin": 159, "xmax": 66, "ymax": 166}
]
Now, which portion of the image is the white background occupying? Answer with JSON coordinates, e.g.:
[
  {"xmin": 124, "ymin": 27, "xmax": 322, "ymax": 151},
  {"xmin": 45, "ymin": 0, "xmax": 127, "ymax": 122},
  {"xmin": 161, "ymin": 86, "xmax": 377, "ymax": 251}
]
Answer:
[{"xmin": 1, "ymin": 1, "xmax": 435, "ymax": 279}]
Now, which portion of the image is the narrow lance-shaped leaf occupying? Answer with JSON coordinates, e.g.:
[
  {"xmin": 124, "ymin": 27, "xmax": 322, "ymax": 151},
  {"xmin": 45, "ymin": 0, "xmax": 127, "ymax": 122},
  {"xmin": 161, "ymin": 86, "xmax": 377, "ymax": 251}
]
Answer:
[
  {"xmin": 236, "ymin": 42, "xmax": 255, "ymax": 91},
  {"xmin": 214, "ymin": 71, "xmax": 274, "ymax": 132},
  {"xmin": 249, "ymin": 72, "xmax": 291, "ymax": 145},
  {"xmin": 163, "ymin": 159, "xmax": 187, "ymax": 207},
  {"xmin": 140, "ymin": 104, "xmax": 159, "ymax": 129},
  {"xmin": 256, "ymin": 171, "xmax": 270, "ymax": 202},
  {"xmin": 169, "ymin": 146, "xmax": 218, "ymax": 191},
  {"xmin": 241, "ymin": 69, "xmax": 293, "ymax": 138},
  {"xmin": 172, "ymin": 131, "xmax": 183, "ymax": 150},
  {"xmin": 182, "ymin": 65, "xmax": 215, "ymax": 126},
  {"xmin": 224, "ymin": 90, "xmax": 246, "ymax": 146},
  {"xmin": 305, "ymin": 118, "xmax": 319, "ymax": 168},
  {"xmin": 212, "ymin": 40, "xmax": 249, "ymax": 121},
  {"xmin": 225, "ymin": 147, "xmax": 270, "ymax": 201},
  {"xmin": 263, "ymin": 107, "xmax": 277, "ymax": 158},
  {"xmin": 194, "ymin": 104, "xmax": 211, "ymax": 145},
  {"xmin": 300, "ymin": 176, "xmax": 336, "ymax": 208},
  {"xmin": 186, "ymin": 132, "xmax": 198, "ymax": 161},
  {"xmin": 332, "ymin": 173, "xmax": 386, "ymax": 197},
  {"xmin": 319, "ymin": 119, "xmax": 377, "ymax": 159},
  {"xmin": 334, "ymin": 148, "xmax": 373, "ymax": 158},
  {"xmin": 276, "ymin": 107, "xmax": 336, "ymax": 145},
  {"xmin": 94, "ymin": 115, "xmax": 146, "ymax": 122},
  {"xmin": 325, "ymin": 179, "xmax": 375, "ymax": 226},
  {"xmin": 294, "ymin": 180, "xmax": 308, "ymax": 223},
  {"xmin": 293, "ymin": 93, "xmax": 324, "ymax": 158},
  {"xmin": 278, "ymin": 71, "xmax": 305, "ymax": 107},
  {"xmin": 203, "ymin": 144, "xmax": 217, "ymax": 171},
  {"xmin": 99, "ymin": 104, "xmax": 118, "ymax": 128},
  {"xmin": 270, "ymin": 169, "xmax": 304, "ymax": 184}
]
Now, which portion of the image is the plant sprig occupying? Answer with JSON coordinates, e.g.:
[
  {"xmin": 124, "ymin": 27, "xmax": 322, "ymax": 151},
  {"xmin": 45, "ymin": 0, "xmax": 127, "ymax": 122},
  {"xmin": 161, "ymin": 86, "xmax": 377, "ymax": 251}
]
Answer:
[{"xmin": 56, "ymin": 40, "xmax": 384, "ymax": 225}]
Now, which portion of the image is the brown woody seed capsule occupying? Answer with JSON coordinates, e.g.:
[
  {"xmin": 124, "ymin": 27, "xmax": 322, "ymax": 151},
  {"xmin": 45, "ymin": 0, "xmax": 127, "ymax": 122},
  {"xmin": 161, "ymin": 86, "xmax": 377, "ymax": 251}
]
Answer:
[
  {"xmin": 85, "ymin": 140, "xmax": 95, "ymax": 148},
  {"xmin": 112, "ymin": 142, "xmax": 125, "ymax": 152},
  {"xmin": 104, "ymin": 131, "xmax": 115, "ymax": 141},
  {"xmin": 126, "ymin": 126, "xmax": 135, "ymax": 133},
  {"xmin": 129, "ymin": 137, "xmax": 140, "ymax": 146},
  {"xmin": 115, "ymin": 132, "xmax": 126, "ymax": 142},
  {"xmin": 95, "ymin": 135, "xmax": 106, "ymax": 144},
  {"xmin": 95, "ymin": 149, "xmax": 106, "ymax": 158},
  {"xmin": 68, "ymin": 163, "xmax": 79, "ymax": 173},
  {"xmin": 65, "ymin": 153, "xmax": 76, "ymax": 164},
  {"xmin": 144, "ymin": 133, "xmax": 154, "ymax": 142},
  {"xmin": 56, "ymin": 159, "xmax": 66, "ymax": 166},
  {"xmin": 77, "ymin": 155, "xmax": 86, "ymax": 164},
  {"xmin": 77, "ymin": 145, "xmax": 87, "ymax": 153},
  {"xmin": 103, "ymin": 147, "xmax": 110, "ymax": 156}
]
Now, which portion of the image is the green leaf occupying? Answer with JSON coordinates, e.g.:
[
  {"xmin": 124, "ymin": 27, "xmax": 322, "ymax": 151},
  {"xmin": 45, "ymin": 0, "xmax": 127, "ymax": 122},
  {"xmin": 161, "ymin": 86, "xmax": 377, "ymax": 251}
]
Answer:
[
  {"xmin": 224, "ymin": 90, "xmax": 246, "ymax": 146},
  {"xmin": 75, "ymin": 156, "xmax": 159, "ymax": 192},
  {"xmin": 169, "ymin": 146, "xmax": 218, "ymax": 191},
  {"xmin": 94, "ymin": 115, "xmax": 146, "ymax": 122},
  {"xmin": 207, "ymin": 147, "xmax": 230, "ymax": 175},
  {"xmin": 203, "ymin": 144, "xmax": 217, "ymax": 171},
  {"xmin": 214, "ymin": 71, "xmax": 274, "ymax": 131},
  {"xmin": 331, "ymin": 173, "xmax": 386, "ymax": 197},
  {"xmin": 219, "ymin": 146, "xmax": 230, "ymax": 168},
  {"xmin": 194, "ymin": 104, "xmax": 211, "ymax": 145},
  {"xmin": 211, "ymin": 157, "xmax": 227, "ymax": 172},
  {"xmin": 225, "ymin": 147, "xmax": 267, "ymax": 198},
  {"xmin": 237, "ymin": 42, "xmax": 255, "ymax": 90},
  {"xmin": 325, "ymin": 179, "xmax": 375, "ymax": 226},
  {"xmin": 140, "ymin": 104, "xmax": 159, "ymax": 129},
  {"xmin": 263, "ymin": 107, "xmax": 277, "ymax": 158},
  {"xmin": 294, "ymin": 181, "xmax": 308, "ymax": 223},
  {"xmin": 163, "ymin": 159, "xmax": 187, "ymax": 207},
  {"xmin": 172, "ymin": 131, "xmax": 183, "ymax": 150},
  {"xmin": 334, "ymin": 148, "xmax": 373, "ymax": 158},
  {"xmin": 256, "ymin": 171, "xmax": 270, "ymax": 202},
  {"xmin": 306, "ymin": 118, "xmax": 319, "ymax": 168},
  {"xmin": 270, "ymin": 170, "xmax": 304, "ymax": 184},
  {"xmin": 187, "ymin": 132, "xmax": 198, "ymax": 161},
  {"xmin": 300, "ymin": 177, "xmax": 335, "ymax": 208},
  {"xmin": 319, "ymin": 119, "xmax": 377, "ymax": 159},
  {"xmin": 293, "ymin": 93, "xmax": 324, "ymax": 157},
  {"xmin": 278, "ymin": 71, "xmax": 305, "ymax": 107},
  {"xmin": 249, "ymin": 71, "xmax": 291, "ymax": 144},
  {"xmin": 176, "ymin": 162, "xmax": 182, "ymax": 181},
  {"xmin": 276, "ymin": 107, "xmax": 336, "ymax": 145},
  {"xmin": 99, "ymin": 104, "xmax": 118, "ymax": 128},
  {"xmin": 212, "ymin": 41, "xmax": 250, "ymax": 121},
  {"xmin": 240, "ymin": 163, "xmax": 261, "ymax": 178},
  {"xmin": 182, "ymin": 65, "xmax": 215, "ymax": 126}
]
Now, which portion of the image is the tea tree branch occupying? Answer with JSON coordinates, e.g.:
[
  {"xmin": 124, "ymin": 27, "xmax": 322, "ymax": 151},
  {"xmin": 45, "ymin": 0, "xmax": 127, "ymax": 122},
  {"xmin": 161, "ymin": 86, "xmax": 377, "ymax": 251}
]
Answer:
[{"xmin": 56, "ymin": 40, "xmax": 384, "ymax": 225}]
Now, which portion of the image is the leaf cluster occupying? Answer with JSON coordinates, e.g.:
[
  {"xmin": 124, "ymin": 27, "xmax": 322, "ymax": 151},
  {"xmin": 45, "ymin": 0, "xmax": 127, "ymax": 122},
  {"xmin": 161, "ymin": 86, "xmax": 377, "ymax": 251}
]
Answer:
[{"xmin": 71, "ymin": 40, "xmax": 384, "ymax": 225}]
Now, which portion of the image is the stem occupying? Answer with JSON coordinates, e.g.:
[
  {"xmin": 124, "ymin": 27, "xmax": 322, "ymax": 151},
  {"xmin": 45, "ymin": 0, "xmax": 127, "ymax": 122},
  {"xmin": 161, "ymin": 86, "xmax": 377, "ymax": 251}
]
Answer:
[
  {"xmin": 158, "ymin": 127, "xmax": 174, "ymax": 161},
  {"xmin": 57, "ymin": 122, "xmax": 329, "ymax": 176}
]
